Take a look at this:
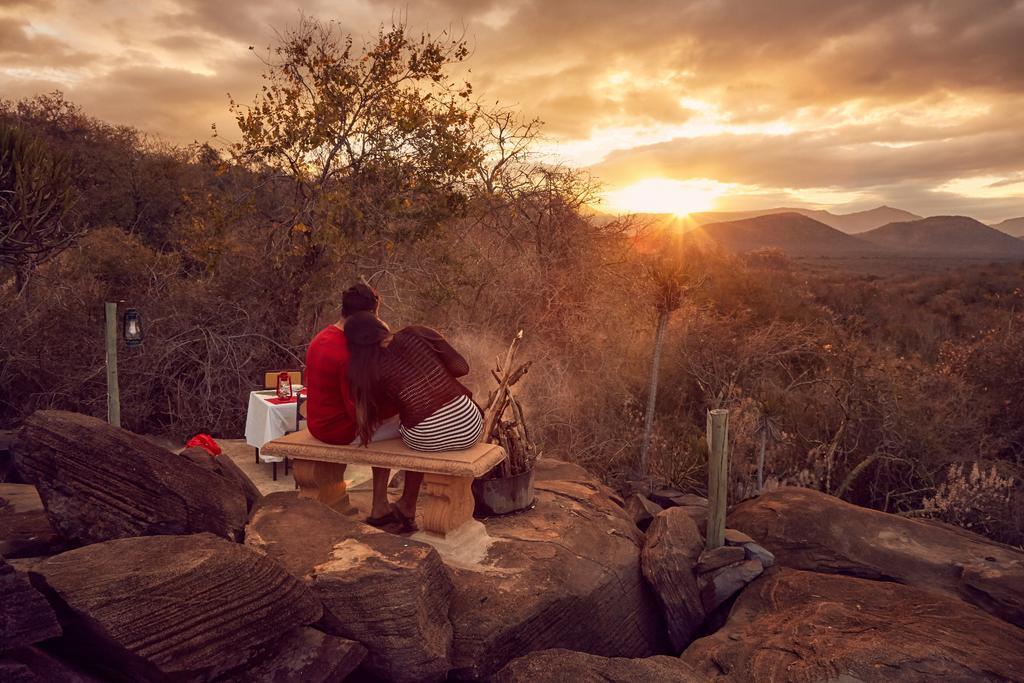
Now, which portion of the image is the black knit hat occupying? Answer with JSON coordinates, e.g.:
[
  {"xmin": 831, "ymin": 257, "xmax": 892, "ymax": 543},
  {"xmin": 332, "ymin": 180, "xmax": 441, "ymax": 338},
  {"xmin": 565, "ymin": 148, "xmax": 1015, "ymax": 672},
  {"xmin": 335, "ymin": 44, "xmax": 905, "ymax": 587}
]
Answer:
[
  {"xmin": 343, "ymin": 311, "xmax": 391, "ymax": 346},
  {"xmin": 341, "ymin": 283, "xmax": 380, "ymax": 317}
]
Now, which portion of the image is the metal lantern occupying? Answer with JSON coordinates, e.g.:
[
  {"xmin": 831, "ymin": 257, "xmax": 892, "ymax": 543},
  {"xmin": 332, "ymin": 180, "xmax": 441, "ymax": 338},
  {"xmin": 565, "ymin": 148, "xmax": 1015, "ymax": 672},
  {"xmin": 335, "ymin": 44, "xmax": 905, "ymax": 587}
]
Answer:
[{"xmin": 123, "ymin": 309, "xmax": 144, "ymax": 347}]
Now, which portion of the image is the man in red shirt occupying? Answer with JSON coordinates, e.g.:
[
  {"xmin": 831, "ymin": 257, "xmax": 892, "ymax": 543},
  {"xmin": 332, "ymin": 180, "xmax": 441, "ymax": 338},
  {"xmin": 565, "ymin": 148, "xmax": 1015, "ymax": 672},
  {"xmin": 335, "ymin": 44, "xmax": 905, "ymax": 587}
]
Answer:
[{"xmin": 305, "ymin": 284, "xmax": 400, "ymax": 524}]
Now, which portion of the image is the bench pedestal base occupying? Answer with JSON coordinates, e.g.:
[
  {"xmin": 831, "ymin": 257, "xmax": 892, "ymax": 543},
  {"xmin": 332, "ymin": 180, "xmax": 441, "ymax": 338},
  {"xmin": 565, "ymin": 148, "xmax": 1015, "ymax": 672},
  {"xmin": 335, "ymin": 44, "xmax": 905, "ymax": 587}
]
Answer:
[
  {"xmin": 291, "ymin": 459, "xmax": 358, "ymax": 516},
  {"xmin": 412, "ymin": 519, "xmax": 492, "ymax": 565},
  {"xmin": 420, "ymin": 473, "xmax": 475, "ymax": 537}
]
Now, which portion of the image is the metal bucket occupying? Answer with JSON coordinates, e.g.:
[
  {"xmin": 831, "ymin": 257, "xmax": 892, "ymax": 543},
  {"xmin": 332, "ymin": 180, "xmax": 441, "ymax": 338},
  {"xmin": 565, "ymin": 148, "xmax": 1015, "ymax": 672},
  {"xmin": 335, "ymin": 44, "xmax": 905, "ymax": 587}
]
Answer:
[{"xmin": 472, "ymin": 467, "xmax": 536, "ymax": 517}]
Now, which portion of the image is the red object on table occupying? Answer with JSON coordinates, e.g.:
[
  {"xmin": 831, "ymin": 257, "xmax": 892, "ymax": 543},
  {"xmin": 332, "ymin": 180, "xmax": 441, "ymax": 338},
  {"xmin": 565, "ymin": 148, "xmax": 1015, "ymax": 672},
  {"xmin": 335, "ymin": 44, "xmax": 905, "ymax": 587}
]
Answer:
[
  {"xmin": 265, "ymin": 396, "xmax": 297, "ymax": 405},
  {"xmin": 185, "ymin": 433, "xmax": 222, "ymax": 456},
  {"xmin": 276, "ymin": 372, "xmax": 293, "ymax": 399}
]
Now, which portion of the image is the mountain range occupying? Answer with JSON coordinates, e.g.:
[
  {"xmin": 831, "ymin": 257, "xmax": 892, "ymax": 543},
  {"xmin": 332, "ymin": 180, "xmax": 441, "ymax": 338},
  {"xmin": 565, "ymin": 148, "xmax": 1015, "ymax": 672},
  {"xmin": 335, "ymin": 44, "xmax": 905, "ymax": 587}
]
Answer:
[
  {"xmin": 689, "ymin": 205, "xmax": 922, "ymax": 234},
  {"xmin": 991, "ymin": 217, "xmax": 1024, "ymax": 237},
  {"xmin": 691, "ymin": 213, "xmax": 1024, "ymax": 259},
  {"xmin": 696, "ymin": 213, "xmax": 881, "ymax": 257}
]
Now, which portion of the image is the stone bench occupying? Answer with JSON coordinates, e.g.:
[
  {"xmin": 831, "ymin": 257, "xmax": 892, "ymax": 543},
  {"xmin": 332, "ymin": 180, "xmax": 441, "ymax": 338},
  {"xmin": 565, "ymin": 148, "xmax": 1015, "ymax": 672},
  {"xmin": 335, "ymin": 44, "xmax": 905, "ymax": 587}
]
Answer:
[{"xmin": 259, "ymin": 430, "xmax": 506, "ymax": 539}]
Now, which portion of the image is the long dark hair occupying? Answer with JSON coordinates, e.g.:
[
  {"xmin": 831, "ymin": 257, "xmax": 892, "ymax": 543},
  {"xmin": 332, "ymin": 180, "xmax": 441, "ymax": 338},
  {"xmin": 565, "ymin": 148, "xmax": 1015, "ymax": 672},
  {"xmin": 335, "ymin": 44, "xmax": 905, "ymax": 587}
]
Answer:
[{"xmin": 344, "ymin": 312, "xmax": 391, "ymax": 446}]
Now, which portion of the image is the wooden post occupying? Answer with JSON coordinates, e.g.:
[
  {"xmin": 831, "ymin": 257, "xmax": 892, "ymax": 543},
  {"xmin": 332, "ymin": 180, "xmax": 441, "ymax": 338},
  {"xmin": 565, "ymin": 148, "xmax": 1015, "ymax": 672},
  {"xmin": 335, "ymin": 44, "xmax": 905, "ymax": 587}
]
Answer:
[
  {"xmin": 706, "ymin": 408, "xmax": 729, "ymax": 549},
  {"xmin": 105, "ymin": 302, "xmax": 121, "ymax": 428}
]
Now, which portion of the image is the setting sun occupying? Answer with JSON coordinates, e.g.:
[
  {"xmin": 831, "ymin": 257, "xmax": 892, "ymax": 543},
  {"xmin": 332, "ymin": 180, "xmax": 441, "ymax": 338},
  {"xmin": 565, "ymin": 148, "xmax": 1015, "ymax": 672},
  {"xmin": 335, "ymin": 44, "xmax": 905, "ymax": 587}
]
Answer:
[{"xmin": 603, "ymin": 178, "xmax": 729, "ymax": 215}]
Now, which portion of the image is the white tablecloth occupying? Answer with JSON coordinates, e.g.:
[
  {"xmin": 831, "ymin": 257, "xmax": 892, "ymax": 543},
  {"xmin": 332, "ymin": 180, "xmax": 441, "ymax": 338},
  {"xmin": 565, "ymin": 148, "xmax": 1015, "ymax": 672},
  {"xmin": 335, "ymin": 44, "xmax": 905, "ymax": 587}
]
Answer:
[{"xmin": 244, "ymin": 390, "xmax": 302, "ymax": 461}]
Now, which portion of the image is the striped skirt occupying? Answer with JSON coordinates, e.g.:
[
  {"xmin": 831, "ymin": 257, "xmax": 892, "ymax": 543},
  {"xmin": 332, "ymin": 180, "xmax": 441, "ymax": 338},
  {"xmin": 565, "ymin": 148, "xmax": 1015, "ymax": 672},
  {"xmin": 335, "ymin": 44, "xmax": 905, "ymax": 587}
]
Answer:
[{"xmin": 399, "ymin": 395, "xmax": 483, "ymax": 452}]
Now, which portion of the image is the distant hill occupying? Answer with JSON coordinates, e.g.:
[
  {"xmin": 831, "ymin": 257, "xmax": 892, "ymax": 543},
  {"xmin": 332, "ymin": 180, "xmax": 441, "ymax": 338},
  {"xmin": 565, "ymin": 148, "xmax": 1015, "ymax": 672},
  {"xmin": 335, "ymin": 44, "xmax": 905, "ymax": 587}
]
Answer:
[
  {"xmin": 991, "ymin": 217, "xmax": 1024, "ymax": 237},
  {"xmin": 860, "ymin": 216, "xmax": 1024, "ymax": 258},
  {"xmin": 829, "ymin": 206, "xmax": 922, "ymax": 233},
  {"xmin": 689, "ymin": 205, "xmax": 920, "ymax": 234},
  {"xmin": 696, "ymin": 212, "xmax": 880, "ymax": 257}
]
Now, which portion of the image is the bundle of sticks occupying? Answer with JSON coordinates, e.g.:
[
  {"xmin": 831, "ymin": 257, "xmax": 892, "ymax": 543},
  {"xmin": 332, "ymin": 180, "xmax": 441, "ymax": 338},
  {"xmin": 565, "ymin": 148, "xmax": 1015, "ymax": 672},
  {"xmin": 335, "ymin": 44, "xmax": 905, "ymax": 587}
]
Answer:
[{"xmin": 481, "ymin": 331, "xmax": 537, "ymax": 478}]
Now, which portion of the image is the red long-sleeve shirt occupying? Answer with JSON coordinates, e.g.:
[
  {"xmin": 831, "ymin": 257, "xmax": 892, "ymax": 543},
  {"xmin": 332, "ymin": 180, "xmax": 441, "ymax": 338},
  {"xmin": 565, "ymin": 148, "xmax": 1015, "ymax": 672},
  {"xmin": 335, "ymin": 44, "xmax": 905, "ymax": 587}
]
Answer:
[
  {"xmin": 305, "ymin": 325, "xmax": 358, "ymax": 445},
  {"xmin": 306, "ymin": 324, "xmax": 399, "ymax": 444}
]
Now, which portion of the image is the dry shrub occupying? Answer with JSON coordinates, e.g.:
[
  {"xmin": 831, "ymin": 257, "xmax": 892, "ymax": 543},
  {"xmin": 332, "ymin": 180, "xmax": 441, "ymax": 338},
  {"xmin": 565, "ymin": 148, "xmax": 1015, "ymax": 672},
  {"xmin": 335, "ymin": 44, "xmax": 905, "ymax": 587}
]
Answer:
[{"xmin": 921, "ymin": 463, "xmax": 1018, "ymax": 543}]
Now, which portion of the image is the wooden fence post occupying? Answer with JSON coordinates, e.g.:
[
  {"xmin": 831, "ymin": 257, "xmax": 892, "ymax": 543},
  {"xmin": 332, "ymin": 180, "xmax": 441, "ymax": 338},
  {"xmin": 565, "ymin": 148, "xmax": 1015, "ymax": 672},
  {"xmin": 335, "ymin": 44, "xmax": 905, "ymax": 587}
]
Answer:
[
  {"xmin": 706, "ymin": 408, "xmax": 729, "ymax": 549},
  {"xmin": 105, "ymin": 302, "xmax": 121, "ymax": 428}
]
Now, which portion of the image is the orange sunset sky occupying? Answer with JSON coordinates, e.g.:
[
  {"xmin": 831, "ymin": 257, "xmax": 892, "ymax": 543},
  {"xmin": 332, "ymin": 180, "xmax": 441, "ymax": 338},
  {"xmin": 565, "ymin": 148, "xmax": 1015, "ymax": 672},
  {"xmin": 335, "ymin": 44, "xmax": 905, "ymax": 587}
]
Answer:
[{"xmin": 1, "ymin": 0, "xmax": 1022, "ymax": 222}]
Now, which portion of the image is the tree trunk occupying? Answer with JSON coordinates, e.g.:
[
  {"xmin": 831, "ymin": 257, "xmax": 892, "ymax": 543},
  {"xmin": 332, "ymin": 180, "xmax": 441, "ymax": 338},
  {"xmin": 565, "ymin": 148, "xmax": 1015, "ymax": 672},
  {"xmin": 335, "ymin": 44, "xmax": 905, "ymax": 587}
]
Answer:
[
  {"xmin": 757, "ymin": 429, "xmax": 767, "ymax": 493},
  {"xmin": 639, "ymin": 309, "xmax": 669, "ymax": 477}
]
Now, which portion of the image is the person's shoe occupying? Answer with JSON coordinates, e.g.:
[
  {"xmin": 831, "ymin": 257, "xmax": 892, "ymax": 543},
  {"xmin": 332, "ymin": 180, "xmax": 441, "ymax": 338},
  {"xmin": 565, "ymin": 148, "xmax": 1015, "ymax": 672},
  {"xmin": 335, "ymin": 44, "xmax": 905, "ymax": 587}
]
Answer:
[
  {"xmin": 390, "ymin": 503, "xmax": 418, "ymax": 532},
  {"xmin": 365, "ymin": 510, "xmax": 400, "ymax": 528}
]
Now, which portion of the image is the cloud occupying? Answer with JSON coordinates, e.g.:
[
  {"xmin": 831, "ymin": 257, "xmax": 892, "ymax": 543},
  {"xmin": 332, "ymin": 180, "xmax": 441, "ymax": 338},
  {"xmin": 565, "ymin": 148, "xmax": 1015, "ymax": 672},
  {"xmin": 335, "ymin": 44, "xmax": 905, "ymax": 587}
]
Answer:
[
  {"xmin": 0, "ymin": 0, "xmax": 1021, "ymax": 217},
  {"xmin": 0, "ymin": 17, "xmax": 94, "ymax": 66},
  {"xmin": 591, "ymin": 119, "xmax": 1024, "ymax": 190}
]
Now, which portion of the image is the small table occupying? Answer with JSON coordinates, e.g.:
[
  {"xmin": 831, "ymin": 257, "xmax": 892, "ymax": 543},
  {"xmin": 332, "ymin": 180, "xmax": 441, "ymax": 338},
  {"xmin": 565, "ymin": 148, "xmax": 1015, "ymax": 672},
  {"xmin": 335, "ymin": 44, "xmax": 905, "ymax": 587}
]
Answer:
[{"xmin": 244, "ymin": 389, "xmax": 304, "ymax": 475}]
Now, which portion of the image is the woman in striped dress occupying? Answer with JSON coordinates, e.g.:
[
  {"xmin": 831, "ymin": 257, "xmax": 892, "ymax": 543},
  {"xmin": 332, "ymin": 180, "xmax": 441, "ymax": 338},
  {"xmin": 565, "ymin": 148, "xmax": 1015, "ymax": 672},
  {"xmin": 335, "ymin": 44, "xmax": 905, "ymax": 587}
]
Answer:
[{"xmin": 344, "ymin": 312, "xmax": 483, "ymax": 529}]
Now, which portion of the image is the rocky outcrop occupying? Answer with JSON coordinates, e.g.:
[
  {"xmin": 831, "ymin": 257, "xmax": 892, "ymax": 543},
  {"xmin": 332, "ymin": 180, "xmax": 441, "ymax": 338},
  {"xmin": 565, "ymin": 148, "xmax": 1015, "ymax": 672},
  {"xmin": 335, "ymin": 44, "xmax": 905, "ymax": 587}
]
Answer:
[
  {"xmin": 445, "ymin": 460, "xmax": 668, "ymax": 679},
  {"xmin": 13, "ymin": 411, "xmax": 249, "ymax": 545},
  {"xmin": 492, "ymin": 648, "xmax": 702, "ymax": 682},
  {"xmin": 28, "ymin": 533, "xmax": 321, "ymax": 682},
  {"xmin": 0, "ymin": 484, "xmax": 67, "ymax": 559},
  {"xmin": 222, "ymin": 627, "xmax": 366, "ymax": 683},
  {"xmin": 1, "ymin": 558, "xmax": 60, "ymax": 652},
  {"xmin": 624, "ymin": 493, "xmax": 662, "ymax": 531},
  {"xmin": 0, "ymin": 646, "xmax": 103, "ymax": 682},
  {"xmin": 0, "ymin": 430, "xmax": 16, "ymax": 483},
  {"xmin": 729, "ymin": 486, "xmax": 1024, "ymax": 627},
  {"xmin": 640, "ymin": 507, "xmax": 705, "ymax": 651},
  {"xmin": 681, "ymin": 568, "xmax": 1024, "ymax": 681},
  {"xmin": 245, "ymin": 493, "xmax": 453, "ymax": 683}
]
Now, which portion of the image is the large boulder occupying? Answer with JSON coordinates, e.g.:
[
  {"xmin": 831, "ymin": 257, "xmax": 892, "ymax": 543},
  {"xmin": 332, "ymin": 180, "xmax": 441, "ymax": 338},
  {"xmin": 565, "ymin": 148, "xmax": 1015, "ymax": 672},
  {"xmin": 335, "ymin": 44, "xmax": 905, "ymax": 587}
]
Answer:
[
  {"xmin": 640, "ymin": 507, "xmax": 706, "ymax": 652},
  {"xmin": 0, "ymin": 484, "xmax": 67, "ymax": 559},
  {"xmin": 492, "ymin": 648, "xmax": 702, "ymax": 682},
  {"xmin": 28, "ymin": 533, "xmax": 321, "ymax": 682},
  {"xmin": 681, "ymin": 568, "xmax": 1024, "ymax": 681},
  {"xmin": 729, "ymin": 486, "xmax": 1024, "ymax": 627},
  {"xmin": 222, "ymin": 627, "xmax": 366, "ymax": 683},
  {"xmin": 1, "ymin": 558, "xmax": 61, "ymax": 652},
  {"xmin": 445, "ymin": 459, "xmax": 668, "ymax": 679},
  {"xmin": 245, "ymin": 493, "xmax": 454, "ymax": 683},
  {"xmin": 178, "ymin": 447, "xmax": 263, "ymax": 513},
  {"xmin": 13, "ymin": 411, "xmax": 248, "ymax": 545}
]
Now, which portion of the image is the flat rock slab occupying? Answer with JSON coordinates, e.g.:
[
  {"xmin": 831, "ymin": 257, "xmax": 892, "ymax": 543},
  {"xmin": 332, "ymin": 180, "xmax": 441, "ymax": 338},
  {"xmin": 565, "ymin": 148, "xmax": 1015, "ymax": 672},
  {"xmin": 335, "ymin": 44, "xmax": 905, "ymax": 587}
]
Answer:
[
  {"xmin": 641, "ymin": 507, "xmax": 706, "ymax": 652},
  {"xmin": 28, "ymin": 533, "xmax": 322, "ymax": 682},
  {"xmin": 0, "ymin": 484, "xmax": 44, "ymax": 512},
  {"xmin": 222, "ymin": 627, "xmax": 366, "ymax": 683},
  {"xmin": 649, "ymin": 489, "xmax": 707, "ymax": 509},
  {"xmin": 245, "ymin": 493, "xmax": 453, "ymax": 683},
  {"xmin": 492, "ymin": 648, "xmax": 703, "ymax": 682},
  {"xmin": 14, "ymin": 411, "xmax": 248, "ymax": 545},
  {"xmin": 698, "ymin": 558, "xmax": 763, "ymax": 613},
  {"xmin": 1, "ymin": 484, "xmax": 67, "ymax": 558},
  {"xmin": 696, "ymin": 545, "xmax": 746, "ymax": 574},
  {"xmin": 446, "ymin": 459, "xmax": 669, "ymax": 679},
  {"xmin": 1, "ymin": 558, "xmax": 61, "ymax": 651},
  {"xmin": 681, "ymin": 568, "xmax": 1024, "ymax": 681},
  {"xmin": 728, "ymin": 486, "xmax": 1024, "ymax": 627}
]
